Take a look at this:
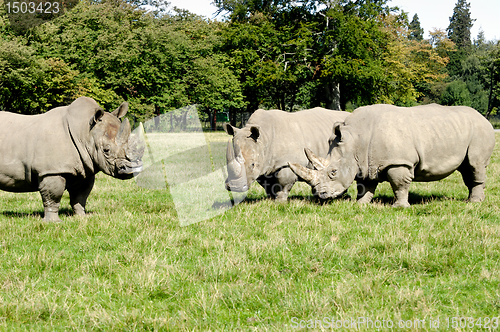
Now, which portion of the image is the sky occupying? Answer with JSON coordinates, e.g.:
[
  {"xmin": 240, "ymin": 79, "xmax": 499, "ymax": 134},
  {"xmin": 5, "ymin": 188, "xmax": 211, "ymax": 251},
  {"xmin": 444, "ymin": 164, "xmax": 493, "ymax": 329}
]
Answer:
[{"xmin": 165, "ymin": 0, "xmax": 500, "ymax": 41}]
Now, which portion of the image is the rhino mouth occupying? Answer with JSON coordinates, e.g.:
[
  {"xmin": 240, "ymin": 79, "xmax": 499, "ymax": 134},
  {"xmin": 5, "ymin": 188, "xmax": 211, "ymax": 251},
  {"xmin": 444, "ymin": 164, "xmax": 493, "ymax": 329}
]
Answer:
[
  {"xmin": 117, "ymin": 161, "xmax": 144, "ymax": 176},
  {"xmin": 225, "ymin": 181, "xmax": 249, "ymax": 192}
]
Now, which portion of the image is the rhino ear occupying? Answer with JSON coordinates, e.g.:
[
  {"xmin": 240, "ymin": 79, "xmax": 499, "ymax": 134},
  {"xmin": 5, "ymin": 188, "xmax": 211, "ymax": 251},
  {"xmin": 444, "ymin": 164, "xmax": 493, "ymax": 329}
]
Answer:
[
  {"xmin": 333, "ymin": 121, "xmax": 352, "ymax": 144},
  {"xmin": 89, "ymin": 108, "xmax": 104, "ymax": 129},
  {"xmin": 223, "ymin": 123, "xmax": 237, "ymax": 136},
  {"xmin": 112, "ymin": 102, "xmax": 128, "ymax": 118},
  {"xmin": 333, "ymin": 122, "xmax": 344, "ymax": 138},
  {"xmin": 249, "ymin": 125, "xmax": 260, "ymax": 140}
]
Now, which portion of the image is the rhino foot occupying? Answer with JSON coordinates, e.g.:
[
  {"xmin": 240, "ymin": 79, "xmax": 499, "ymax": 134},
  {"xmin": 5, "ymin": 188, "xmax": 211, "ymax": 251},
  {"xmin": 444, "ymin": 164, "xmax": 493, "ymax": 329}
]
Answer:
[
  {"xmin": 468, "ymin": 195, "xmax": 485, "ymax": 203},
  {"xmin": 72, "ymin": 203, "xmax": 86, "ymax": 216},
  {"xmin": 43, "ymin": 212, "xmax": 62, "ymax": 222},
  {"xmin": 275, "ymin": 194, "xmax": 289, "ymax": 202},
  {"xmin": 468, "ymin": 185, "xmax": 485, "ymax": 202},
  {"xmin": 392, "ymin": 201, "xmax": 411, "ymax": 208}
]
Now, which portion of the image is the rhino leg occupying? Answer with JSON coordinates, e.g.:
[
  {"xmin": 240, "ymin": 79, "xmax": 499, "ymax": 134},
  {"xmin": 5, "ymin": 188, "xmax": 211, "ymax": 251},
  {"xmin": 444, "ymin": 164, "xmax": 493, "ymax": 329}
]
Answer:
[
  {"xmin": 386, "ymin": 166, "xmax": 413, "ymax": 208},
  {"xmin": 275, "ymin": 168, "xmax": 296, "ymax": 201},
  {"xmin": 257, "ymin": 168, "xmax": 296, "ymax": 201},
  {"xmin": 356, "ymin": 180, "xmax": 378, "ymax": 204},
  {"xmin": 458, "ymin": 157, "xmax": 486, "ymax": 202},
  {"xmin": 39, "ymin": 175, "xmax": 66, "ymax": 222},
  {"xmin": 68, "ymin": 176, "xmax": 95, "ymax": 216},
  {"xmin": 257, "ymin": 175, "xmax": 277, "ymax": 198}
]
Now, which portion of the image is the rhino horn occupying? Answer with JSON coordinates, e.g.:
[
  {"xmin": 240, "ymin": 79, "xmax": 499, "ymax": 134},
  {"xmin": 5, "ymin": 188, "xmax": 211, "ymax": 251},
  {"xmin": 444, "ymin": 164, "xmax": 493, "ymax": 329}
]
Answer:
[
  {"xmin": 226, "ymin": 139, "xmax": 242, "ymax": 177},
  {"xmin": 126, "ymin": 125, "xmax": 145, "ymax": 162},
  {"xmin": 288, "ymin": 162, "xmax": 319, "ymax": 186},
  {"xmin": 117, "ymin": 118, "xmax": 131, "ymax": 146},
  {"xmin": 226, "ymin": 139, "xmax": 235, "ymax": 161},
  {"xmin": 305, "ymin": 148, "xmax": 328, "ymax": 170}
]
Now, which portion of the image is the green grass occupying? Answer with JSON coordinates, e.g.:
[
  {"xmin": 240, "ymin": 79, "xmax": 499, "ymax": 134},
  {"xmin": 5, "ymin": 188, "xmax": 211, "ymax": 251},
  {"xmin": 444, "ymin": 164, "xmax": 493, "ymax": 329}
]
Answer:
[{"xmin": 1, "ymin": 132, "xmax": 500, "ymax": 331}]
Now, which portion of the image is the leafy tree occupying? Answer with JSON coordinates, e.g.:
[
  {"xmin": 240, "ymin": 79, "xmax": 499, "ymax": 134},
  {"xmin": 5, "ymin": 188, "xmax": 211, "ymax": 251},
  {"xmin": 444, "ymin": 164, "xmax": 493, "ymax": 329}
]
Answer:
[
  {"xmin": 408, "ymin": 14, "xmax": 424, "ymax": 41},
  {"xmin": 217, "ymin": 0, "xmax": 395, "ymax": 111},
  {"xmin": 446, "ymin": 0, "xmax": 475, "ymax": 78},
  {"xmin": 378, "ymin": 17, "xmax": 452, "ymax": 105},
  {"xmin": 33, "ymin": 0, "xmax": 244, "ymax": 122},
  {"xmin": 221, "ymin": 13, "xmax": 299, "ymax": 112},
  {"xmin": 0, "ymin": 37, "xmax": 84, "ymax": 113},
  {"xmin": 447, "ymin": 0, "xmax": 474, "ymax": 50},
  {"xmin": 441, "ymin": 80, "xmax": 471, "ymax": 106},
  {"xmin": 484, "ymin": 43, "xmax": 500, "ymax": 118}
]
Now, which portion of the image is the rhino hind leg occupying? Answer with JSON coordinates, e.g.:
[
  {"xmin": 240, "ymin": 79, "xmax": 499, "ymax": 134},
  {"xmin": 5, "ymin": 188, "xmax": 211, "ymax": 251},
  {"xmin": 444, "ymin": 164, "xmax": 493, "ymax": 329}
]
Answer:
[
  {"xmin": 39, "ymin": 175, "xmax": 66, "ymax": 222},
  {"xmin": 68, "ymin": 176, "xmax": 95, "ymax": 216},
  {"xmin": 458, "ymin": 156, "xmax": 486, "ymax": 202},
  {"xmin": 386, "ymin": 166, "xmax": 413, "ymax": 208}
]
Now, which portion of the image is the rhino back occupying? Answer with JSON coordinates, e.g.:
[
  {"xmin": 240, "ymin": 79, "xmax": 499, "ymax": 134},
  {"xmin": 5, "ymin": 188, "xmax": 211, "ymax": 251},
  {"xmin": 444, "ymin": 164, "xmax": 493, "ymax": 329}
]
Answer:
[
  {"xmin": 247, "ymin": 108, "xmax": 348, "ymax": 170},
  {"xmin": 0, "ymin": 109, "xmax": 82, "ymax": 191},
  {"xmin": 348, "ymin": 104, "xmax": 494, "ymax": 181}
]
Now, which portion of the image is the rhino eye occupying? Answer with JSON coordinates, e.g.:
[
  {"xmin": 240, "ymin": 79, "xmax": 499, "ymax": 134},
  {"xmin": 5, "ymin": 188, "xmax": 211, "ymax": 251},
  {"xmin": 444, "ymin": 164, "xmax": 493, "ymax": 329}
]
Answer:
[
  {"xmin": 103, "ymin": 146, "xmax": 111, "ymax": 155},
  {"xmin": 328, "ymin": 169, "xmax": 337, "ymax": 179}
]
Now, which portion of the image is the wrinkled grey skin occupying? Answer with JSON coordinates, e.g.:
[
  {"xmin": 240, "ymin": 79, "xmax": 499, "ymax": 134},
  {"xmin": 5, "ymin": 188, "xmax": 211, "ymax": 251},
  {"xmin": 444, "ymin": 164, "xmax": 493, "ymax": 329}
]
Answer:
[
  {"xmin": 289, "ymin": 104, "xmax": 495, "ymax": 206},
  {"xmin": 224, "ymin": 108, "xmax": 349, "ymax": 201},
  {"xmin": 0, "ymin": 97, "xmax": 144, "ymax": 221}
]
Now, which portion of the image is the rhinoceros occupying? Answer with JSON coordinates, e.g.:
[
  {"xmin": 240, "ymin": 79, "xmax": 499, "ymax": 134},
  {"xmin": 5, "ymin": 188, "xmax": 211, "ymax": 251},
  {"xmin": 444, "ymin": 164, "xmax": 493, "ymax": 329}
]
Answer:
[
  {"xmin": 0, "ymin": 97, "xmax": 144, "ymax": 221},
  {"xmin": 223, "ymin": 108, "xmax": 349, "ymax": 201},
  {"xmin": 289, "ymin": 104, "xmax": 495, "ymax": 206}
]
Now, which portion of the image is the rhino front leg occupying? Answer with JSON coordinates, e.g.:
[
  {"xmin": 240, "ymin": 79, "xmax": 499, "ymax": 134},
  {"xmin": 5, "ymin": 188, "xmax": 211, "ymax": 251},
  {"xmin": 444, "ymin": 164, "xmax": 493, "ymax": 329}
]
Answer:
[
  {"xmin": 386, "ymin": 166, "xmax": 413, "ymax": 208},
  {"xmin": 257, "ymin": 168, "xmax": 296, "ymax": 201},
  {"xmin": 274, "ymin": 168, "xmax": 296, "ymax": 202},
  {"xmin": 68, "ymin": 175, "xmax": 95, "ymax": 217},
  {"xmin": 356, "ymin": 180, "xmax": 378, "ymax": 204},
  {"xmin": 39, "ymin": 175, "xmax": 66, "ymax": 222}
]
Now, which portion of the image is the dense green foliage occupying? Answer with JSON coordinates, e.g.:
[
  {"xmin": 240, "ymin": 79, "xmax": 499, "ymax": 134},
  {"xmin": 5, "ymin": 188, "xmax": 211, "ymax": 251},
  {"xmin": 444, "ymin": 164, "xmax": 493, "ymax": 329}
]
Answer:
[
  {"xmin": 408, "ymin": 14, "xmax": 423, "ymax": 41},
  {"xmin": 0, "ymin": 0, "xmax": 499, "ymax": 119}
]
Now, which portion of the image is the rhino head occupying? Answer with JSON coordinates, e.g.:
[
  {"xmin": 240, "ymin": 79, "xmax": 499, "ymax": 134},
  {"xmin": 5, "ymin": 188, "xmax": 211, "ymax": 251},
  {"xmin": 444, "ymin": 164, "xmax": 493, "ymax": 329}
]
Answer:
[
  {"xmin": 289, "ymin": 122, "xmax": 358, "ymax": 199},
  {"xmin": 223, "ymin": 123, "xmax": 265, "ymax": 192},
  {"xmin": 89, "ymin": 102, "xmax": 144, "ymax": 179},
  {"xmin": 66, "ymin": 98, "xmax": 144, "ymax": 180}
]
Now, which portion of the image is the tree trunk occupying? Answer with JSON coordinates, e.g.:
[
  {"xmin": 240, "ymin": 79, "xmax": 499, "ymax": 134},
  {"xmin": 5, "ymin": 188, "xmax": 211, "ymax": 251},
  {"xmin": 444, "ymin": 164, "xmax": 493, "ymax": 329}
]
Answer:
[
  {"xmin": 154, "ymin": 104, "xmax": 161, "ymax": 130},
  {"xmin": 212, "ymin": 109, "xmax": 217, "ymax": 131},
  {"xmin": 486, "ymin": 63, "xmax": 496, "ymax": 119},
  {"xmin": 230, "ymin": 108, "xmax": 237, "ymax": 126},
  {"xmin": 325, "ymin": 82, "xmax": 341, "ymax": 110}
]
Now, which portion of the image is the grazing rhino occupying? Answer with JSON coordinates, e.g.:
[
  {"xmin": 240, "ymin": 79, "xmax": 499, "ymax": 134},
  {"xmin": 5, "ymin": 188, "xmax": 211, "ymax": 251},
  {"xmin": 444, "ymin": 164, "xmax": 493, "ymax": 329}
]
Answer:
[
  {"xmin": 223, "ymin": 108, "xmax": 349, "ymax": 201},
  {"xmin": 289, "ymin": 104, "xmax": 495, "ymax": 206},
  {"xmin": 0, "ymin": 97, "xmax": 144, "ymax": 221}
]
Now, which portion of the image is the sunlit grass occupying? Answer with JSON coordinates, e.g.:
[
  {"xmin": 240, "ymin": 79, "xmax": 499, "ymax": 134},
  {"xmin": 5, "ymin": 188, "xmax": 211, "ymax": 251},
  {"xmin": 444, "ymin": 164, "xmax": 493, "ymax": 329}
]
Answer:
[{"xmin": 0, "ymin": 132, "xmax": 499, "ymax": 330}]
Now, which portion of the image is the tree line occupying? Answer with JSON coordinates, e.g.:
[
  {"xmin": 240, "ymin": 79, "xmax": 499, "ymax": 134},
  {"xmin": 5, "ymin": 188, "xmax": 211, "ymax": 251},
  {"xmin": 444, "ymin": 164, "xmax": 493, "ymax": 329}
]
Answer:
[{"xmin": 1, "ymin": 0, "xmax": 499, "ymax": 128}]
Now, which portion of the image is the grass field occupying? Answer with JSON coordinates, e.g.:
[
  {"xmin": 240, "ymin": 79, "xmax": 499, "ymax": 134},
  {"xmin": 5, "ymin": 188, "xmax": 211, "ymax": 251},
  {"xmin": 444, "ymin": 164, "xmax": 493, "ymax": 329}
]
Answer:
[{"xmin": 1, "ymin": 132, "xmax": 500, "ymax": 331}]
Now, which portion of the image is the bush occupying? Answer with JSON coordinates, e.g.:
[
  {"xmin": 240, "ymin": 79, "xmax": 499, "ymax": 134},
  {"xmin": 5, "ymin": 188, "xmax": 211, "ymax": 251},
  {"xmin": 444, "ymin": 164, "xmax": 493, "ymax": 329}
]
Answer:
[{"xmin": 440, "ymin": 80, "xmax": 472, "ymax": 106}]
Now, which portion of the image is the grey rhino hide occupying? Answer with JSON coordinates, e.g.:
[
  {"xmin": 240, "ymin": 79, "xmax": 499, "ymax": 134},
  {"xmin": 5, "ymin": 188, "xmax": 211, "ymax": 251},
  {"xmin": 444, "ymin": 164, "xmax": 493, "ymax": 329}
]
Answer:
[
  {"xmin": 0, "ymin": 96, "xmax": 144, "ymax": 221},
  {"xmin": 289, "ymin": 103, "xmax": 495, "ymax": 206},
  {"xmin": 224, "ymin": 107, "xmax": 349, "ymax": 201}
]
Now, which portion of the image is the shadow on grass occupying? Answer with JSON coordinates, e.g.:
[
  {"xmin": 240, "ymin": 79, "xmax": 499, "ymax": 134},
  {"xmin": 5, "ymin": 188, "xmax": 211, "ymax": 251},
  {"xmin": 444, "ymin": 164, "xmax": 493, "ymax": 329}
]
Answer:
[
  {"xmin": 372, "ymin": 192, "xmax": 456, "ymax": 205},
  {"xmin": 2, "ymin": 207, "xmax": 76, "ymax": 219},
  {"xmin": 235, "ymin": 193, "xmax": 350, "ymax": 205},
  {"xmin": 235, "ymin": 191, "xmax": 458, "ymax": 206}
]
